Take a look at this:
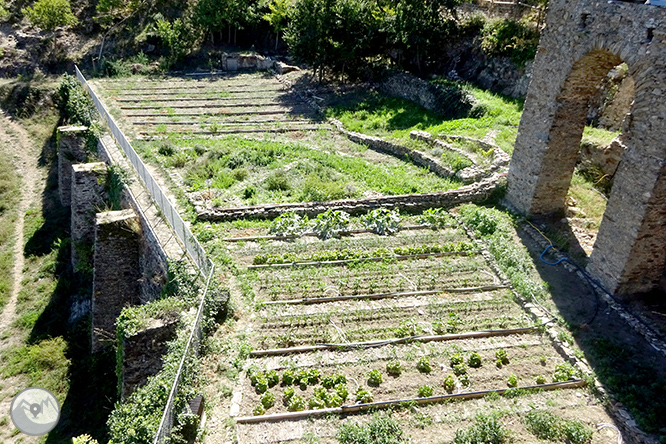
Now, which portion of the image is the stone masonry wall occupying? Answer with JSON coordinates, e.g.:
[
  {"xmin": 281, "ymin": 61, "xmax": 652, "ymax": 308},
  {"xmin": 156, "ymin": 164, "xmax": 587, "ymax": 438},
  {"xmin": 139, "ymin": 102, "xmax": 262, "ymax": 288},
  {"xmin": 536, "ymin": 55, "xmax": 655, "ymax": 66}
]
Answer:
[
  {"xmin": 57, "ymin": 126, "xmax": 88, "ymax": 207},
  {"xmin": 121, "ymin": 317, "xmax": 178, "ymax": 398},
  {"xmin": 71, "ymin": 162, "xmax": 107, "ymax": 271},
  {"xmin": 506, "ymin": 0, "xmax": 666, "ymax": 295},
  {"xmin": 97, "ymin": 136, "xmax": 168, "ymax": 304},
  {"xmin": 92, "ymin": 209, "xmax": 142, "ymax": 352}
]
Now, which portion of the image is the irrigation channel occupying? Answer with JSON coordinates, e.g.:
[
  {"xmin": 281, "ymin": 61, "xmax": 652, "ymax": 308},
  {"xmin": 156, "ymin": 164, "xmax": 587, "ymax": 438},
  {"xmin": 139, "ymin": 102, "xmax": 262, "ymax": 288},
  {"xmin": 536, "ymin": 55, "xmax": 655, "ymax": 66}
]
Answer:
[{"xmin": 90, "ymin": 72, "xmax": 624, "ymax": 444}]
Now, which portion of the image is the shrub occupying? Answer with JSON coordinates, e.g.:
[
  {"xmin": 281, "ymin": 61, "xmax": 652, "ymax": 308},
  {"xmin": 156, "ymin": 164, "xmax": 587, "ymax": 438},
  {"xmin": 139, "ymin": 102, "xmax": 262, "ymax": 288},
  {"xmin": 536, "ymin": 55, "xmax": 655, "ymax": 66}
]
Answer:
[
  {"xmin": 158, "ymin": 142, "xmax": 175, "ymax": 156},
  {"xmin": 418, "ymin": 385, "xmax": 433, "ymax": 397},
  {"xmin": 265, "ymin": 171, "xmax": 290, "ymax": 191},
  {"xmin": 416, "ymin": 356, "xmax": 432, "ymax": 374},
  {"xmin": 361, "ymin": 208, "xmax": 401, "ymax": 235},
  {"xmin": 480, "ymin": 18, "xmax": 539, "ymax": 66},
  {"xmin": 386, "ymin": 360, "xmax": 402, "ymax": 376},
  {"xmin": 454, "ymin": 412, "xmax": 510, "ymax": 444},
  {"xmin": 57, "ymin": 74, "xmax": 96, "ymax": 127},
  {"xmin": 261, "ymin": 391, "xmax": 275, "ymax": 409},
  {"xmin": 22, "ymin": 0, "xmax": 77, "ymax": 31},
  {"xmin": 368, "ymin": 369, "xmax": 383, "ymax": 386},
  {"xmin": 561, "ymin": 419, "xmax": 594, "ymax": 444},
  {"xmin": 355, "ymin": 388, "xmax": 373, "ymax": 403},
  {"xmin": 468, "ymin": 352, "xmax": 482, "ymax": 368},
  {"xmin": 524, "ymin": 410, "xmax": 560, "ymax": 441},
  {"xmin": 243, "ymin": 185, "xmax": 256, "ymax": 199},
  {"xmin": 231, "ymin": 168, "xmax": 249, "ymax": 181},
  {"xmin": 444, "ymin": 374, "xmax": 455, "ymax": 392}
]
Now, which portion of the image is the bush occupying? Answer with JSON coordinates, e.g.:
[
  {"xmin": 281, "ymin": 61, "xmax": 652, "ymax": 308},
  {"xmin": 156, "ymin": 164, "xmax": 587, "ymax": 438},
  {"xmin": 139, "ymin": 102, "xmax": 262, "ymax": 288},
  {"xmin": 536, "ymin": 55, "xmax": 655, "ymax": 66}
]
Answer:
[
  {"xmin": 265, "ymin": 171, "xmax": 290, "ymax": 191},
  {"xmin": 480, "ymin": 18, "xmax": 540, "ymax": 66},
  {"xmin": 361, "ymin": 208, "xmax": 401, "ymax": 235},
  {"xmin": 524, "ymin": 410, "xmax": 593, "ymax": 444},
  {"xmin": 231, "ymin": 168, "xmax": 249, "ymax": 181},
  {"xmin": 23, "ymin": 0, "xmax": 77, "ymax": 31},
  {"xmin": 561, "ymin": 419, "xmax": 594, "ymax": 444},
  {"xmin": 243, "ymin": 185, "xmax": 256, "ymax": 199},
  {"xmin": 453, "ymin": 412, "xmax": 509, "ymax": 444},
  {"xmin": 57, "ymin": 74, "xmax": 96, "ymax": 127}
]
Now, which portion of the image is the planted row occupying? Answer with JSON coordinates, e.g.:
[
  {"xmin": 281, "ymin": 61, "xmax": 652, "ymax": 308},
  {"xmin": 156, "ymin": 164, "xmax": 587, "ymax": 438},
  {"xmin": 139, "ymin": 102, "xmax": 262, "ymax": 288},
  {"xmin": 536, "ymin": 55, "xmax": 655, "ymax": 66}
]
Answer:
[{"xmin": 252, "ymin": 242, "xmax": 477, "ymax": 265}]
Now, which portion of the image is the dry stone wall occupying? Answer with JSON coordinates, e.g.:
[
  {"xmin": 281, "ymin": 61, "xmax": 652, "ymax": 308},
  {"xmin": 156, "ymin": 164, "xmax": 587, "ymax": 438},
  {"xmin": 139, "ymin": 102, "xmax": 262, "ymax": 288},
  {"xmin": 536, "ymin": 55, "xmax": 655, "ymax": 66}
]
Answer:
[
  {"xmin": 58, "ymin": 126, "xmax": 89, "ymax": 207},
  {"xmin": 506, "ymin": 0, "xmax": 666, "ymax": 295},
  {"xmin": 71, "ymin": 162, "xmax": 107, "ymax": 271}
]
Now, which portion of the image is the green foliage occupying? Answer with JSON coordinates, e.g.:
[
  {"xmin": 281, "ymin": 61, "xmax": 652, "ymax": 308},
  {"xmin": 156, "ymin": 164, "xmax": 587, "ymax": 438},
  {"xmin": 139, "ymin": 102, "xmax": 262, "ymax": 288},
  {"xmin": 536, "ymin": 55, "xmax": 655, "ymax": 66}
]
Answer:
[
  {"xmin": 252, "ymin": 241, "xmax": 475, "ymax": 265},
  {"xmin": 0, "ymin": 0, "xmax": 9, "ymax": 20},
  {"xmin": 361, "ymin": 208, "xmax": 401, "ymax": 235},
  {"xmin": 535, "ymin": 375, "xmax": 546, "ymax": 385},
  {"xmin": 394, "ymin": 319, "xmax": 423, "ymax": 337},
  {"xmin": 386, "ymin": 360, "xmax": 402, "ymax": 376},
  {"xmin": 416, "ymin": 356, "xmax": 432, "ymax": 374},
  {"xmin": 261, "ymin": 391, "xmax": 275, "ymax": 409},
  {"xmin": 22, "ymin": 0, "xmax": 77, "ymax": 31},
  {"xmin": 283, "ymin": 386, "xmax": 295, "ymax": 403},
  {"xmin": 312, "ymin": 209, "xmax": 351, "ymax": 240},
  {"xmin": 355, "ymin": 388, "xmax": 373, "ymax": 403},
  {"xmin": 419, "ymin": 208, "xmax": 454, "ymax": 229},
  {"xmin": 287, "ymin": 394, "xmax": 307, "ymax": 411},
  {"xmin": 368, "ymin": 369, "xmax": 383, "ymax": 386},
  {"xmin": 1, "ymin": 338, "xmax": 70, "ymax": 395},
  {"xmin": 154, "ymin": 17, "xmax": 195, "ymax": 66},
  {"xmin": 269, "ymin": 212, "xmax": 309, "ymax": 236},
  {"xmin": 444, "ymin": 374, "xmax": 455, "ymax": 392},
  {"xmin": 418, "ymin": 385, "xmax": 433, "ymax": 397},
  {"xmin": 265, "ymin": 170, "xmax": 290, "ymax": 191},
  {"xmin": 468, "ymin": 352, "xmax": 482, "ymax": 368},
  {"xmin": 282, "ymin": 370, "xmax": 295, "ymax": 386},
  {"xmin": 553, "ymin": 362, "xmax": 577, "ymax": 382},
  {"xmin": 507, "ymin": 374, "xmax": 518, "ymax": 388},
  {"xmin": 458, "ymin": 204, "xmax": 508, "ymax": 237},
  {"xmin": 495, "ymin": 349, "xmax": 509, "ymax": 368},
  {"xmin": 335, "ymin": 383, "xmax": 349, "ymax": 401},
  {"xmin": 337, "ymin": 413, "xmax": 406, "ymax": 444},
  {"xmin": 480, "ymin": 18, "xmax": 540, "ymax": 66},
  {"xmin": 73, "ymin": 435, "xmax": 100, "ymax": 444},
  {"xmin": 266, "ymin": 369, "xmax": 280, "ymax": 387},
  {"xmin": 524, "ymin": 410, "xmax": 593, "ymax": 444},
  {"xmin": 453, "ymin": 412, "xmax": 510, "ymax": 444},
  {"xmin": 57, "ymin": 74, "xmax": 96, "ymax": 127},
  {"xmin": 450, "ymin": 353, "xmax": 464, "ymax": 366},
  {"xmin": 253, "ymin": 404, "xmax": 266, "ymax": 415},
  {"xmin": 322, "ymin": 373, "xmax": 347, "ymax": 389}
]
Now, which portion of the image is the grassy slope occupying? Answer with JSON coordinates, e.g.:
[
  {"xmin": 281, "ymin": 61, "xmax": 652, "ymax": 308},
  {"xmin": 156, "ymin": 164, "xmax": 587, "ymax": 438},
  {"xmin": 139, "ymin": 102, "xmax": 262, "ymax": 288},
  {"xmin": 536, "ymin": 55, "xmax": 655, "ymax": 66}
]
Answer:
[{"xmin": 0, "ymin": 149, "xmax": 20, "ymax": 312}]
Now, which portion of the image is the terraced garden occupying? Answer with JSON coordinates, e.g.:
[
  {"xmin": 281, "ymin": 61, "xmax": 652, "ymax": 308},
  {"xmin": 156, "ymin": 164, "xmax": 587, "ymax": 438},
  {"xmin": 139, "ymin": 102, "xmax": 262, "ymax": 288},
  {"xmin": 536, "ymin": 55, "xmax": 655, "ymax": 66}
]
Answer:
[{"xmin": 90, "ymin": 72, "xmax": 626, "ymax": 444}]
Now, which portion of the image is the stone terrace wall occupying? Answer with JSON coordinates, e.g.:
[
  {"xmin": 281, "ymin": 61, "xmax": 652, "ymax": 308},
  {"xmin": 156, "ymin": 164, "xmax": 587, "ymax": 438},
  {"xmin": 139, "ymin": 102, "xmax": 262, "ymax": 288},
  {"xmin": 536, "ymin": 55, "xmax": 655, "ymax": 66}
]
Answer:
[
  {"xmin": 57, "ymin": 126, "xmax": 89, "ymax": 207},
  {"xmin": 198, "ymin": 174, "xmax": 502, "ymax": 221}
]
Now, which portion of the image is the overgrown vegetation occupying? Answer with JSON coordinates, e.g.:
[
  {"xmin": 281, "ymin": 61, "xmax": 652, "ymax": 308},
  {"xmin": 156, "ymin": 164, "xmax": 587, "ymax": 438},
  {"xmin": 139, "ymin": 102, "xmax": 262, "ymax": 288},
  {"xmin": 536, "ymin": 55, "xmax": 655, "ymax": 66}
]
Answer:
[
  {"xmin": 453, "ymin": 412, "xmax": 509, "ymax": 444},
  {"xmin": 524, "ymin": 410, "xmax": 593, "ymax": 444},
  {"xmin": 337, "ymin": 413, "xmax": 407, "ymax": 444},
  {"xmin": 0, "ymin": 146, "xmax": 20, "ymax": 312}
]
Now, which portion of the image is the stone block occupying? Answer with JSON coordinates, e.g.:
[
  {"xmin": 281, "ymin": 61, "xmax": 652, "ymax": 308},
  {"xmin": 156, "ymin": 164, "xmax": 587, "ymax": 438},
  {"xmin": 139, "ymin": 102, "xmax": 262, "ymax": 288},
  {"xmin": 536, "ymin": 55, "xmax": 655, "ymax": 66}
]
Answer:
[
  {"xmin": 57, "ymin": 125, "xmax": 88, "ymax": 207},
  {"xmin": 71, "ymin": 162, "xmax": 107, "ymax": 271}
]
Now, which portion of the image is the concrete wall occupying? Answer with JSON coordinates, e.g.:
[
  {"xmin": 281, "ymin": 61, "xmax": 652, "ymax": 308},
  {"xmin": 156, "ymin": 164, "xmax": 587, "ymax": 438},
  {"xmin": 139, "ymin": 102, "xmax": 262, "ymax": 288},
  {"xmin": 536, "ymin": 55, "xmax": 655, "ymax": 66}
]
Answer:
[
  {"xmin": 506, "ymin": 0, "xmax": 666, "ymax": 295},
  {"xmin": 91, "ymin": 210, "xmax": 142, "ymax": 352}
]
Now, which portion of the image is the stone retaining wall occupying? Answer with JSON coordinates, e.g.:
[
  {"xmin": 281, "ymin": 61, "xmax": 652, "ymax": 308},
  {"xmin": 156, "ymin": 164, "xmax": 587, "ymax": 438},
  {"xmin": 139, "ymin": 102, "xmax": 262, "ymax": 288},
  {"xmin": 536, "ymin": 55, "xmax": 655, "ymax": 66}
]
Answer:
[
  {"xmin": 198, "ymin": 174, "xmax": 502, "ymax": 221},
  {"xmin": 58, "ymin": 126, "xmax": 89, "ymax": 207},
  {"xmin": 71, "ymin": 162, "xmax": 107, "ymax": 271}
]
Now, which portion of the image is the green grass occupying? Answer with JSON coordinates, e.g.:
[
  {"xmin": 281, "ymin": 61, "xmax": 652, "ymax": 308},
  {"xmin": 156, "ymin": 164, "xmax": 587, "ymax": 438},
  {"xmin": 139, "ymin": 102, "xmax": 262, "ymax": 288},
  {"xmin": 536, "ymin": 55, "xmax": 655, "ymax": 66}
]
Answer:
[
  {"xmin": 567, "ymin": 171, "xmax": 607, "ymax": 228},
  {"xmin": 142, "ymin": 136, "xmax": 461, "ymax": 206},
  {"xmin": 0, "ymin": 148, "xmax": 20, "ymax": 313},
  {"xmin": 325, "ymin": 83, "xmax": 523, "ymax": 154},
  {"xmin": 581, "ymin": 126, "xmax": 620, "ymax": 148}
]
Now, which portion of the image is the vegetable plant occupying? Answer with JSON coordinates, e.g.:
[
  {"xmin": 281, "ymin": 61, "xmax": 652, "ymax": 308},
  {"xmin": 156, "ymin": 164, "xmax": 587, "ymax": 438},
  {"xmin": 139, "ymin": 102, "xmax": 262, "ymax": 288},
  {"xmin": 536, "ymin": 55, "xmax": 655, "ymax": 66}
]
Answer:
[
  {"xmin": 418, "ymin": 385, "xmax": 434, "ymax": 397},
  {"xmin": 270, "ymin": 211, "xmax": 309, "ymax": 236},
  {"xmin": 312, "ymin": 209, "xmax": 350, "ymax": 239},
  {"xmin": 355, "ymin": 388, "xmax": 373, "ymax": 403},
  {"xmin": 507, "ymin": 374, "xmax": 518, "ymax": 388},
  {"xmin": 495, "ymin": 349, "xmax": 509, "ymax": 367},
  {"xmin": 361, "ymin": 208, "xmax": 401, "ymax": 235},
  {"xmin": 261, "ymin": 391, "xmax": 275, "ymax": 409},
  {"xmin": 468, "ymin": 352, "xmax": 482, "ymax": 368},
  {"xmin": 368, "ymin": 369, "xmax": 383, "ymax": 386},
  {"xmin": 288, "ymin": 394, "xmax": 307, "ymax": 411},
  {"xmin": 266, "ymin": 370, "xmax": 279, "ymax": 387},
  {"xmin": 417, "ymin": 356, "xmax": 432, "ymax": 374},
  {"xmin": 386, "ymin": 360, "xmax": 402, "ymax": 376},
  {"xmin": 253, "ymin": 404, "xmax": 265, "ymax": 416},
  {"xmin": 553, "ymin": 362, "xmax": 576, "ymax": 382},
  {"xmin": 444, "ymin": 374, "xmax": 456, "ymax": 392}
]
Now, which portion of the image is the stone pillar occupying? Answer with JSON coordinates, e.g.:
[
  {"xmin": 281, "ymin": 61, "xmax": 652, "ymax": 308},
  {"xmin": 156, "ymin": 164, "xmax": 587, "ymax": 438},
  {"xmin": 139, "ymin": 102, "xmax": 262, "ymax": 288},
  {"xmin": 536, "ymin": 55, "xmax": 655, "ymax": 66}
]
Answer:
[
  {"xmin": 92, "ymin": 209, "xmax": 142, "ymax": 353},
  {"xmin": 120, "ymin": 317, "xmax": 179, "ymax": 398},
  {"xmin": 71, "ymin": 162, "xmax": 107, "ymax": 271},
  {"xmin": 57, "ymin": 126, "xmax": 88, "ymax": 207}
]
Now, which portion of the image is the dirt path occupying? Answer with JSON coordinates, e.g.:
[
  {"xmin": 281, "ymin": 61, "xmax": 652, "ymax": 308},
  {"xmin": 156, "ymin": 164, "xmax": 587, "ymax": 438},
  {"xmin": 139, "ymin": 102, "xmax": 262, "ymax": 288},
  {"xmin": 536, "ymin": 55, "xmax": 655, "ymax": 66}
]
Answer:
[{"xmin": 0, "ymin": 110, "xmax": 41, "ymax": 346}]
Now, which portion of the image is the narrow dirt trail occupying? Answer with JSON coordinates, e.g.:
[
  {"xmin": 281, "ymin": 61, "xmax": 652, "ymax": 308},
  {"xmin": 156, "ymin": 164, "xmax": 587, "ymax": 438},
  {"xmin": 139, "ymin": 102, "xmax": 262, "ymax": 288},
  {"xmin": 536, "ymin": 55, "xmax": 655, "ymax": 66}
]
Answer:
[{"xmin": 0, "ymin": 110, "xmax": 41, "ymax": 347}]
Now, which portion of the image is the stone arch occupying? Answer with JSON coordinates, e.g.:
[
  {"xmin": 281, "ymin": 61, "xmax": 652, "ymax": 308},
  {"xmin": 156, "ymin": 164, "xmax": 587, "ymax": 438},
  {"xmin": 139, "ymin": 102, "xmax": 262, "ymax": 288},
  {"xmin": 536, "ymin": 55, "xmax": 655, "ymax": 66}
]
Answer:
[{"xmin": 506, "ymin": 0, "xmax": 666, "ymax": 295}]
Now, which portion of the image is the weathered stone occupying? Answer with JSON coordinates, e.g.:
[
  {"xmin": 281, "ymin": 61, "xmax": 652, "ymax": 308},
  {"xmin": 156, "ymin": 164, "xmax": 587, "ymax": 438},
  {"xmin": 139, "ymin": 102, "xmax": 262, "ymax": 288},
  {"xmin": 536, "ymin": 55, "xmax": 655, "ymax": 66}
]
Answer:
[
  {"xmin": 120, "ymin": 316, "xmax": 178, "ymax": 398},
  {"xmin": 57, "ymin": 125, "xmax": 88, "ymax": 207},
  {"xmin": 92, "ymin": 209, "xmax": 142, "ymax": 352},
  {"xmin": 71, "ymin": 162, "xmax": 107, "ymax": 271},
  {"xmin": 506, "ymin": 0, "xmax": 666, "ymax": 296}
]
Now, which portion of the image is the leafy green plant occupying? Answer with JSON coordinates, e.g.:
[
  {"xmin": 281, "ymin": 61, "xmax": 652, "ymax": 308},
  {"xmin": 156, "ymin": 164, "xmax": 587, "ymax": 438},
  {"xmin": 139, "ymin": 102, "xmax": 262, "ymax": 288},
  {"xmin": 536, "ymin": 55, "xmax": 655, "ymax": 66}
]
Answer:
[
  {"xmin": 453, "ymin": 363, "xmax": 467, "ymax": 376},
  {"xmin": 535, "ymin": 375, "xmax": 546, "ymax": 385},
  {"xmin": 312, "ymin": 209, "xmax": 350, "ymax": 239},
  {"xmin": 553, "ymin": 362, "xmax": 577, "ymax": 382},
  {"xmin": 270, "ymin": 212, "xmax": 309, "ymax": 236},
  {"xmin": 337, "ymin": 413, "xmax": 406, "ymax": 444},
  {"xmin": 361, "ymin": 208, "xmax": 401, "ymax": 235},
  {"xmin": 266, "ymin": 370, "xmax": 280, "ymax": 388},
  {"xmin": 495, "ymin": 349, "xmax": 509, "ymax": 367},
  {"xmin": 416, "ymin": 356, "xmax": 432, "ymax": 374},
  {"xmin": 255, "ymin": 375, "xmax": 269, "ymax": 394},
  {"xmin": 454, "ymin": 412, "xmax": 510, "ymax": 444},
  {"xmin": 22, "ymin": 0, "xmax": 77, "ymax": 31},
  {"xmin": 335, "ymin": 383, "xmax": 349, "ymax": 401},
  {"xmin": 468, "ymin": 352, "xmax": 482, "ymax": 368},
  {"xmin": 394, "ymin": 319, "xmax": 423, "ymax": 337},
  {"xmin": 444, "ymin": 374, "xmax": 455, "ymax": 392},
  {"xmin": 480, "ymin": 18, "xmax": 539, "ymax": 66},
  {"xmin": 524, "ymin": 410, "xmax": 593, "ymax": 444},
  {"xmin": 561, "ymin": 419, "xmax": 594, "ymax": 444},
  {"xmin": 309, "ymin": 393, "xmax": 327, "ymax": 410},
  {"xmin": 419, "ymin": 208, "xmax": 454, "ymax": 229},
  {"xmin": 459, "ymin": 374, "xmax": 471, "ymax": 387},
  {"xmin": 355, "ymin": 388, "xmax": 373, "ymax": 403},
  {"xmin": 386, "ymin": 360, "xmax": 402, "ymax": 376},
  {"xmin": 265, "ymin": 170, "xmax": 290, "ymax": 191},
  {"xmin": 288, "ymin": 394, "xmax": 307, "ymax": 411},
  {"xmin": 253, "ymin": 404, "xmax": 266, "ymax": 416},
  {"xmin": 282, "ymin": 369, "xmax": 295, "ymax": 386},
  {"xmin": 507, "ymin": 374, "xmax": 518, "ymax": 388},
  {"xmin": 322, "ymin": 373, "xmax": 346, "ymax": 389},
  {"xmin": 368, "ymin": 369, "xmax": 383, "ymax": 386},
  {"xmin": 283, "ymin": 386, "xmax": 295, "ymax": 404},
  {"xmin": 261, "ymin": 391, "xmax": 275, "ymax": 409},
  {"xmin": 418, "ymin": 385, "xmax": 434, "ymax": 397}
]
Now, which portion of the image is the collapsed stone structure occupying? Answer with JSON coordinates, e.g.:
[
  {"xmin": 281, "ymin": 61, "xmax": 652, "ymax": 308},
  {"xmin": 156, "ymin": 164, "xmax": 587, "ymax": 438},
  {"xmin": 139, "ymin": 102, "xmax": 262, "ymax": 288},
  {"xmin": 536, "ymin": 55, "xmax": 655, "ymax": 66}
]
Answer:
[{"xmin": 506, "ymin": 0, "xmax": 666, "ymax": 295}]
